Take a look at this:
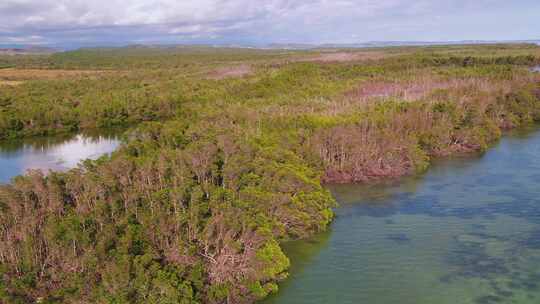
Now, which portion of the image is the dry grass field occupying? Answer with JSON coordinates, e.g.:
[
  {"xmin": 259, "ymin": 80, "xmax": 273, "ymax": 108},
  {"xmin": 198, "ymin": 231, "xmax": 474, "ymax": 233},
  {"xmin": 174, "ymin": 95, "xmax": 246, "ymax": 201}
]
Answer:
[{"xmin": 0, "ymin": 68, "xmax": 113, "ymax": 81}]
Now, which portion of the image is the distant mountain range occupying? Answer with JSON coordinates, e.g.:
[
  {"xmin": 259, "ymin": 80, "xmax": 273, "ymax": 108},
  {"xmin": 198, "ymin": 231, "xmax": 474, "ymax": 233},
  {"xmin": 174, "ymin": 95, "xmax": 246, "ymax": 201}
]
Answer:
[
  {"xmin": 1, "ymin": 40, "xmax": 539, "ymax": 53},
  {"xmin": 0, "ymin": 45, "xmax": 59, "ymax": 55},
  {"xmin": 264, "ymin": 40, "xmax": 540, "ymax": 50},
  {"xmin": 122, "ymin": 40, "xmax": 540, "ymax": 50}
]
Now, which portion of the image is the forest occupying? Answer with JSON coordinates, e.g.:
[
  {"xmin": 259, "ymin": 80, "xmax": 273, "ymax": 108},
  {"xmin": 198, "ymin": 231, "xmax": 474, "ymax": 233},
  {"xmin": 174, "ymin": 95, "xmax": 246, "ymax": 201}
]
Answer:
[{"xmin": 1, "ymin": 44, "xmax": 540, "ymax": 303}]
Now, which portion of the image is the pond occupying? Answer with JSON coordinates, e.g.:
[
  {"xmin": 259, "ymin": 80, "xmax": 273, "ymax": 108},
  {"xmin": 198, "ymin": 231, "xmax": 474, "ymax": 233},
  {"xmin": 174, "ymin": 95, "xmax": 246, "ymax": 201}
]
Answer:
[
  {"xmin": 263, "ymin": 125, "xmax": 540, "ymax": 304},
  {"xmin": 0, "ymin": 129, "xmax": 123, "ymax": 183}
]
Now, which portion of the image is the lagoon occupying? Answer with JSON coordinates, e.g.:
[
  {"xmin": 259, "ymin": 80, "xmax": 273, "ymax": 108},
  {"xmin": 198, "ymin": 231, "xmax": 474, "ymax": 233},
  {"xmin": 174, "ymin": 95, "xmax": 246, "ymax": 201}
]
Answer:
[{"xmin": 264, "ymin": 126, "xmax": 540, "ymax": 304}]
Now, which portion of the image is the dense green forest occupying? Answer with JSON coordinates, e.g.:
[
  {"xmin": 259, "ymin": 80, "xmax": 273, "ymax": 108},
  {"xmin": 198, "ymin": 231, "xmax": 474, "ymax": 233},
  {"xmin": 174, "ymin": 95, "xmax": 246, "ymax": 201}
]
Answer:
[{"xmin": 1, "ymin": 44, "xmax": 540, "ymax": 303}]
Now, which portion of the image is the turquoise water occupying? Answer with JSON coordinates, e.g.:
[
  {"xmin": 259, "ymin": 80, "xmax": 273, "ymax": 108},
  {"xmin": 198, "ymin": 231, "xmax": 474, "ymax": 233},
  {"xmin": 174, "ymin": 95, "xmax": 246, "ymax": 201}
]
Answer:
[
  {"xmin": 0, "ymin": 130, "xmax": 122, "ymax": 183},
  {"xmin": 264, "ymin": 126, "xmax": 540, "ymax": 304}
]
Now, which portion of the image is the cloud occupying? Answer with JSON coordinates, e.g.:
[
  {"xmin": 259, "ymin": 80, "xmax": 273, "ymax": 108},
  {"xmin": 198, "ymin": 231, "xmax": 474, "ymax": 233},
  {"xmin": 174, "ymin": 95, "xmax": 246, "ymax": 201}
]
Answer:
[{"xmin": 0, "ymin": 0, "xmax": 538, "ymax": 47}]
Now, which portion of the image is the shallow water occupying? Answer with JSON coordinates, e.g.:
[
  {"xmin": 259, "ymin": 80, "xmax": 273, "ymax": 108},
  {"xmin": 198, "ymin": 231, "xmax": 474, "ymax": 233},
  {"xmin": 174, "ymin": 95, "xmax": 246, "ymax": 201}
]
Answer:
[
  {"xmin": 263, "ymin": 126, "xmax": 540, "ymax": 304},
  {"xmin": 0, "ymin": 129, "xmax": 123, "ymax": 183}
]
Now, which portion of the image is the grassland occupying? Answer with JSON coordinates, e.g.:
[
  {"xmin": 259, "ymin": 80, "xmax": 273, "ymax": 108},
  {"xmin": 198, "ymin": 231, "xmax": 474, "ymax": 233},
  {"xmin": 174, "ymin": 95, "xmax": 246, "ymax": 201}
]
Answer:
[{"xmin": 0, "ymin": 44, "xmax": 539, "ymax": 303}]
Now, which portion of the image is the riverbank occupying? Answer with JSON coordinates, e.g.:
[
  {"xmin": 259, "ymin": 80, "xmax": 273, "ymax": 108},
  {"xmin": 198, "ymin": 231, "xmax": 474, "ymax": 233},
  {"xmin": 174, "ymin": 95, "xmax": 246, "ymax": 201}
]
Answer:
[{"xmin": 314, "ymin": 80, "xmax": 540, "ymax": 184}]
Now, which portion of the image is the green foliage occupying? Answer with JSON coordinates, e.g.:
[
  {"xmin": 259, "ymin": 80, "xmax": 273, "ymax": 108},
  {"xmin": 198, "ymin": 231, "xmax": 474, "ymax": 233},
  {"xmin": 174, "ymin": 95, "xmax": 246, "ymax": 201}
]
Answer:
[
  {"xmin": 0, "ymin": 44, "xmax": 539, "ymax": 303},
  {"xmin": 256, "ymin": 240, "xmax": 290, "ymax": 278}
]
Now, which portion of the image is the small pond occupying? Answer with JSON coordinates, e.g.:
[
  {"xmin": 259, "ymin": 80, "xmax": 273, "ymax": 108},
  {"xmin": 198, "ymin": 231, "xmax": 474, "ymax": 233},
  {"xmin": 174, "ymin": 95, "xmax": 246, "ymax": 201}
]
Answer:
[{"xmin": 0, "ymin": 129, "xmax": 123, "ymax": 183}]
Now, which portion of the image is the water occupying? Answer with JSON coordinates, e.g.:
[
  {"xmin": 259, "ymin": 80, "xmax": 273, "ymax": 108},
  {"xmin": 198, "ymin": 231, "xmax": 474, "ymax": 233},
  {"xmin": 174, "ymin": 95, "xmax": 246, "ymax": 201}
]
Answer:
[
  {"xmin": 264, "ymin": 126, "xmax": 540, "ymax": 304},
  {"xmin": 532, "ymin": 65, "xmax": 540, "ymax": 73},
  {"xmin": 0, "ymin": 129, "xmax": 123, "ymax": 183}
]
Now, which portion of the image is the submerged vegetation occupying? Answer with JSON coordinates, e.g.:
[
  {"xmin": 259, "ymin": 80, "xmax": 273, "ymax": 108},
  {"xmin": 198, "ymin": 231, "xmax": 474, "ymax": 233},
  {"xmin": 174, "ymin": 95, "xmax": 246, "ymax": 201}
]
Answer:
[{"xmin": 1, "ymin": 44, "xmax": 540, "ymax": 303}]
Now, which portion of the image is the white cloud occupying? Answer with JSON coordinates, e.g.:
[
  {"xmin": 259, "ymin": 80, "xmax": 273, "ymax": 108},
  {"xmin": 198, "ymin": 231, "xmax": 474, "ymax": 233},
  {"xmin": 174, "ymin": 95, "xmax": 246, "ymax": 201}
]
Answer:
[
  {"xmin": 0, "ymin": 0, "xmax": 538, "ymax": 46},
  {"xmin": 0, "ymin": 0, "xmax": 447, "ymax": 31},
  {"xmin": 170, "ymin": 25, "xmax": 204, "ymax": 35}
]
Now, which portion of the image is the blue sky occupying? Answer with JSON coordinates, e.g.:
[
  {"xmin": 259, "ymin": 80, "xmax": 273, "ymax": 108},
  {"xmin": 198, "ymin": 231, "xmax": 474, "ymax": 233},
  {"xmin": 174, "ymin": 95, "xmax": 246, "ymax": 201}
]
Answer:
[{"xmin": 0, "ymin": 0, "xmax": 539, "ymax": 47}]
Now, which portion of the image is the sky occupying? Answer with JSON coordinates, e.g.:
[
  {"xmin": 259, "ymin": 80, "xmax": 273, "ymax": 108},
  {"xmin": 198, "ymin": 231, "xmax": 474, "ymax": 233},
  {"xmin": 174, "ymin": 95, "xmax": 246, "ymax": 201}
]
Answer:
[{"xmin": 0, "ymin": 0, "xmax": 539, "ymax": 48}]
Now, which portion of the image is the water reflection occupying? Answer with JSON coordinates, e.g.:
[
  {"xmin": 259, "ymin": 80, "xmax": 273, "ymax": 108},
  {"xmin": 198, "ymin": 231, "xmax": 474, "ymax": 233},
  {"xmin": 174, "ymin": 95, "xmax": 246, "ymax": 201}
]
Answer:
[
  {"xmin": 263, "ymin": 126, "xmax": 540, "ymax": 304},
  {"xmin": 0, "ymin": 129, "xmax": 123, "ymax": 183}
]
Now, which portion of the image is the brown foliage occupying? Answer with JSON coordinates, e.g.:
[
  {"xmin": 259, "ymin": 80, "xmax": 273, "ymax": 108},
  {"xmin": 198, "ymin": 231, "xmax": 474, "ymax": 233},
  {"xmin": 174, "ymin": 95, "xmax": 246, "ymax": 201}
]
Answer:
[
  {"xmin": 297, "ymin": 51, "xmax": 389, "ymax": 63},
  {"xmin": 345, "ymin": 77, "xmax": 504, "ymax": 102},
  {"xmin": 0, "ymin": 68, "xmax": 115, "ymax": 81},
  {"xmin": 207, "ymin": 64, "xmax": 253, "ymax": 79}
]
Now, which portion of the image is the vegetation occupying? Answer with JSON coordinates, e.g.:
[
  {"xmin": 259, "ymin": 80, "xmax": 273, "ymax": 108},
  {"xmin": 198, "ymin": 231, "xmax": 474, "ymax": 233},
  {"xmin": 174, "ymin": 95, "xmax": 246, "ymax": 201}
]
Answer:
[{"xmin": 1, "ymin": 44, "xmax": 540, "ymax": 303}]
